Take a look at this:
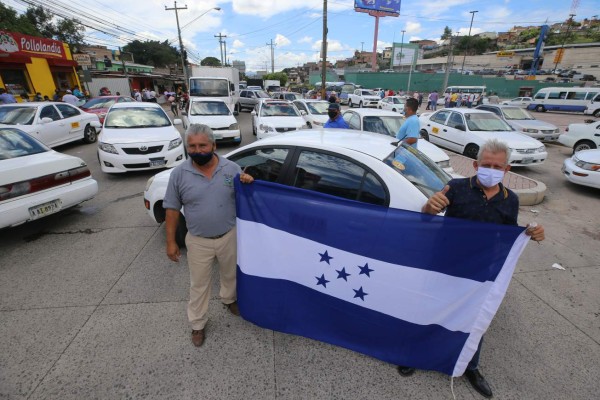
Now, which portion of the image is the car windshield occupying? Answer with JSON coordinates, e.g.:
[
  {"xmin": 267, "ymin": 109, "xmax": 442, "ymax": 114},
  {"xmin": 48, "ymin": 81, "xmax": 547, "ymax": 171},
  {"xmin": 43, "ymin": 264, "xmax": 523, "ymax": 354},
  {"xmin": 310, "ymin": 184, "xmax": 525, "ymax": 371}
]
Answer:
[
  {"xmin": 256, "ymin": 91, "xmax": 271, "ymax": 98},
  {"xmin": 0, "ymin": 106, "xmax": 37, "ymax": 125},
  {"xmin": 393, "ymin": 98, "xmax": 404, "ymax": 104},
  {"xmin": 260, "ymin": 104, "xmax": 300, "ymax": 117},
  {"xmin": 189, "ymin": 79, "xmax": 229, "ymax": 97},
  {"xmin": 501, "ymin": 108, "xmax": 535, "ymax": 120},
  {"xmin": 0, "ymin": 128, "xmax": 48, "ymax": 160},
  {"xmin": 82, "ymin": 97, "xmax": 116, "ymax": 109},
  {"xmin": 465, "ymin": 113, "xmax": 512, "ymax": 131},
  {"xmin": 306, "ymin": 102, "xmax": 329, "ymax": 115},
  {"xmin": 104, "ymin": 107, "xmax": 172, "ymax": 128},
  {"xmin": 190, "ymin": 101, "xmax": 231, "ymax": 116},
  {"xmin": 363, "ymin": 116, "xmax": 404, "ymax": 137},
  {"xmin": 361, "ymin": 90, "xmax": 375, "ymax": 96},
  {"xmin": 384, "ymin": 143, "xmax": 451, "ymax": 198}
]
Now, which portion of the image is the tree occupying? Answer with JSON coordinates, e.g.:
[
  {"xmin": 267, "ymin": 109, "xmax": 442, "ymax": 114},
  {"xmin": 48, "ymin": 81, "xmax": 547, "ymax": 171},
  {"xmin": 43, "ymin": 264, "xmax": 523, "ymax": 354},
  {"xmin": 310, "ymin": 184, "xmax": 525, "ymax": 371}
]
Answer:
[
  {"xmin": 19, "ymin": 5, "xmax": 85, "ymax": 54},
  {"xmin": 262, "ymin": 72, "xmax": 288, "ymax": 86},
  {"xmin": 0, "ymin": 3, "xmax": 39, "ymax": 35},
  {"xmin": 201, "ymin": 57, "xmax": 222, "ymax": 66},
  {"xmin": 441, "ymin": 26, "xmax": 453, "ymax": 40},
  {"xmin": 123, "ymin": 40, "xmax": 179, "ymax": 67}
]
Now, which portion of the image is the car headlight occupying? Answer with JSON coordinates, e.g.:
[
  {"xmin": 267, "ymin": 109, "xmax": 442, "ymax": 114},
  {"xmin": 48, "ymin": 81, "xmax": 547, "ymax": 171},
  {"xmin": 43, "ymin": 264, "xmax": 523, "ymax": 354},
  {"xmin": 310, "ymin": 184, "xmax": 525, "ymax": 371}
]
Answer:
[
  {"xmin": 229, "ymin": 123, "xmax": 239, "ymax": 130},
  {"xmin": 99, "ymin": 142, "xmax": 118, "ymax": 154},
  {"xmin": 168, "ymin": 137, "xmax": 182, "ymax": 150},
  {"xmin": 523, "ymin": 128, "xmax": 539, "ymax": 133},
  {"xmin": 554, "ymin": 128, "xmax": 560, "ymax": 133},
  {"xmin": 536, "ymin": 146, "xmax": 546, "ymax": 153},
  {"xmin": 259, "ymin": 124, "xmax": 274, "ymax": 132},
  {"xmin": 574, "ymin": 156, "xmax": 600, "ymax": 171},
  {"xmin": 145, "ymin": 176, "xmax": 155, "ymax": 192}
]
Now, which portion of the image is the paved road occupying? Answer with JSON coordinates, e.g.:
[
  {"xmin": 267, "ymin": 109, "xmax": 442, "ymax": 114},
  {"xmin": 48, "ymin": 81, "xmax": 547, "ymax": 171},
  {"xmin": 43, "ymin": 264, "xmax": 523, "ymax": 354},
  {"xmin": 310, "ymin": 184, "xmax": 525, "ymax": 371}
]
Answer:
[{"xmin": 1, "ymin": 106, "xmax": 598, "ymax": 399}]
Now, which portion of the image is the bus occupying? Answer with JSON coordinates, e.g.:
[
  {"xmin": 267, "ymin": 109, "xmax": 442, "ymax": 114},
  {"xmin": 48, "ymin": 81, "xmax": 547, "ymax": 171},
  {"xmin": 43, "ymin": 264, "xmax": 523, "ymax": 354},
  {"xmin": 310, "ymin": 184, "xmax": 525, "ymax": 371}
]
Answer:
[
  {"xmin": 444, "ymin": 85, "xmax": 487, "ymax": 96},
  {"xmin": 527, "ymin": 87, "xmax": 600, "ymax": 113}
]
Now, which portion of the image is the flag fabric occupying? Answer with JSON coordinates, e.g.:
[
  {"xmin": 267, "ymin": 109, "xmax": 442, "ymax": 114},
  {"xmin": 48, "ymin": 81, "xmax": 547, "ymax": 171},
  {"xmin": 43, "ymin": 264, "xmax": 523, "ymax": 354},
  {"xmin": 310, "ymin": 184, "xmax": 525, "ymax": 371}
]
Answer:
[{"xmin": 234, "ymin": 178, "xmax": 530, "ymax": 377}]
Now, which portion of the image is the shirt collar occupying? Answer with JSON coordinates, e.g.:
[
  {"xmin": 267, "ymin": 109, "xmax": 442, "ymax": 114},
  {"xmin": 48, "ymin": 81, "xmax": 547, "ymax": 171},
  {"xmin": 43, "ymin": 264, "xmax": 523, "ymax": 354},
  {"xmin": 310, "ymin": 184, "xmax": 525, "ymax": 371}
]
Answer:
[{"xmin": 469, "ymin": 175, "xmax": 508, "ymax": 199}]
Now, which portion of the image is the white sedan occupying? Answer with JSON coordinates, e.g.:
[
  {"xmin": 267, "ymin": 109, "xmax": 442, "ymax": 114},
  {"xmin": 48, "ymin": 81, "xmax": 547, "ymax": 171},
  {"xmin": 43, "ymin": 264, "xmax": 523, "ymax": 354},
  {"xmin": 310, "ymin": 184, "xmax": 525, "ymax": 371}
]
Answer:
[
  {"xmin": 501, "ymin": 97, "xmax": 533, "ymax": 108},
  {"xmin": 182, "ymin": 99, "xmax": 241, "ymax": 145},
  {"xmin": 342, "ymin": 108, "xmax": 454, "ymax": 173},
  {"xmin": 558, "ymin": 120, "xmax": 600, "ymax": 153},
  {"xmin": 0, "ymin": 102, "xmax": 100, "ymax": 148},
  {"xmin": 94, "ymin": 102, "xmax": 185, "ymax": 173},
  {"xmin": 144, "ymin": 130, "xmax": 452, "ymax": 246},
  {"xmin": 377, "ymin": 96, "xmax": 406, "ymax": 114},
  {"xmin": 251, "ymin": 100, "xmax": 308, "ymax": 140},
  {"xmin": 419, "ymin": 109, "xmax": 547, "ymax": 166},
  {"xmin": 0, "ymin": 127, "xmax": 98, "ymax": 229},
  {"xmin": 562, "ymin": 149, "xmax": 600, "ymax": 189},
  {"xmin": 293, "ymin": 100, "xmax": 329, "ymax": 128}
]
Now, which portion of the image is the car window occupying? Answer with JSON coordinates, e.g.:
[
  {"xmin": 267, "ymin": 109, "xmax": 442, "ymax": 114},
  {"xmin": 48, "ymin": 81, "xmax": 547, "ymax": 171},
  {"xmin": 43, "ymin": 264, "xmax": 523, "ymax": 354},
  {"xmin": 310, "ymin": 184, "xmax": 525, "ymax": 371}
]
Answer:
[
  {"xmin": 566, "ymin": 92, "xmax": 586, "ymax": 100},
  {"xmin": 431, "ymin": 110, "xmax": 451, "ymax": 124},
  {"xmin": 228, "ymin": 147, "xmax": 290, "ymax": 183},
  {"xmin": 363, "ymin": 116, "xmax": 403, "ymax": 137},
  {"xmin": 465, "ymin": 113, "xmax": 512, "ymax": 131},
  {"xmin": 104, "ymin": 107, "xmax": 172, "ymax": 128},
  {"xmin": 291, "ymin": 150, "xmax": 387, "ymax": 206},
  {"xmin": 294, "ymin": 101, "xmax": 307, "ymax": 112},
  {"xmin": 83, "ymin": 98, "xmax": 116, "ymax": 109},
  {"xmin": 0, "ymin": 106, "xmax": 37, "ymax": 125},
  {"xmin": 347, "ymin": 114, "xmax": 361, "ymax": 130},
  {"xmin": 40, "ymin": 105, "xmax": 62, "ymax": 121},
  {"xmin": 240, "ymin": 91, "xmax": 248, "ymax": 97},
  {"xmin": 447, "ymin": 112, "xmax": 465, "ymax": 129},
  {"xmin": 0, "ymin": 128, "xmax": 48, "ymax": 160},
  {"xmin": 534, "ymin": 92, "xmax": 546, "ymax": 100},
  {"xmin": 307, "ymin": 102, "xmax": 328, "ymax": 115},
  {"xmin": 55, "ymin": 104, "xmax": 81, "ymax": 118},
  {"xmin": 502, "ymin": 108, "xmax": 534, "ymax": 120}
]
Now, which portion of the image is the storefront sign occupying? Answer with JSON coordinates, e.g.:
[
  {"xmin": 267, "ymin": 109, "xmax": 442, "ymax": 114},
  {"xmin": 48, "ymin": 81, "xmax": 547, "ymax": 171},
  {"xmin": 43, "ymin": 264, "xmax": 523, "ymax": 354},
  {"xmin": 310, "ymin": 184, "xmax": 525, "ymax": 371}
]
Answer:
[
  {"xmin": 496, "ymin": 51, "xmax": 515, "ymax": 58},
  {"xmin": 73, "ymin": 53, "xmax": 92, "ymax": 66},
  {"xmin": 0, "ymin": 31, "xmax": 66, "ymax": 60}
]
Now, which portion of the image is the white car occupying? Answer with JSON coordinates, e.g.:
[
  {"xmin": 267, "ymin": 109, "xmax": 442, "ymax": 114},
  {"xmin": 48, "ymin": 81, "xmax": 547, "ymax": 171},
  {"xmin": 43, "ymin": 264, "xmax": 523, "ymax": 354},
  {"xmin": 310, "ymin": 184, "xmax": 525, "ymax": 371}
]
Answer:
[
  {"xmin": 476, "ymin": 105, "xmax": 560, "ymax": 142},
  {"xmin": 293, "ymin": 100, "xmax": 329, "ymax": 128},
  {"xmin": 562, "ymin": 149, "xmax": 600, "ymax": 189},
  {"xmin": 501, "ymin": 97, "xmax": 533, "ymax": 107},
  {"xmin": 0, "ymin": 102, "xmax": 100, "ymax": 148},
  {"xmin": 342, "ymin": 108, "xmax": 454, "ymax": 173},
  {"xmin": 0, "ymin": 127, "xmax": 98, "ymax": 229},
  {"xmin": 251, "ymin": 100, "xmax": 308, "ymax": 140},
  {"xmin": 143, "ymin": 129, "xmax": 452, "ymax": 246},
  {"xmin": 182, "ymin": 99, "xmax": 241, "ymax": 144},
  {"xmin": 377, "ymin": 96, "xmax": 406, "ymax": 114},
  {"xmin": 559, "ymin": 120, "xmax": 600, "ymax": 153},
  {"xmin": 419, "ymin": 109, "xmax": 547, "ymax": 166},
  {"xmin": 348, "ymin": 89, "xmax": 381, "ymax": 108},
  {"xmin": 94, "ymin": 102, "xmax": 185, "ymax": 173}
]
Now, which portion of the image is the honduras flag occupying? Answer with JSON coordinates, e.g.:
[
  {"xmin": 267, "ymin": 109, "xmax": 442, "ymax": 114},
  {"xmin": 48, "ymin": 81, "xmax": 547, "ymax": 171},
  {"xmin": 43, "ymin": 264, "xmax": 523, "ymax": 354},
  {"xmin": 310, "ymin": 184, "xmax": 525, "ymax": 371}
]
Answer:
[{"xmin": 235, "ymin": 179, "xmax": 529, "ymax": 377}]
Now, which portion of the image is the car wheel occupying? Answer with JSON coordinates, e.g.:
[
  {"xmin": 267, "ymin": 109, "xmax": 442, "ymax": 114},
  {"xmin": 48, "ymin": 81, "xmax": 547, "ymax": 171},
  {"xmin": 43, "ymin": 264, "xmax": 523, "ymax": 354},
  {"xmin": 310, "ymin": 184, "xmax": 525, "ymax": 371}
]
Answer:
[
  {"xmin": 359, "ymin": 101, "xmax": 363, "ymax": 108},
  {"xmin": 535, "ymin": 105, "xmax": 545, "ymax": 112},
  {"xmin": 594, "ymin": 109, "xmax": 600, "ymax": 118},
  {"xmin": 573, "ymin": 140, "xmax": 597, "ymax": 153},
  {"xmin": 306, "ymin": 122, "xmax": 312, "ymax": 129},
  {"xmin": 83, "ymin": 124, "xmax": 97, "ymax": 144},
  {"xmin": 176, "ymin": 214, "xmax": 188, "ymax": 248},
  {"xmin": 463, "ymin": 143, "xmax": 480, "ymax": 159},
  {"xmin": 420, "ymin": 129, "xmax": 430, "ymax": 141},
  {"xmin": 392, "ymin": 108, "xmax": 396, "ymax": 112},
  {"xmin": 378, "ymin": 105, "xmax": 382, "ymax": 109}
]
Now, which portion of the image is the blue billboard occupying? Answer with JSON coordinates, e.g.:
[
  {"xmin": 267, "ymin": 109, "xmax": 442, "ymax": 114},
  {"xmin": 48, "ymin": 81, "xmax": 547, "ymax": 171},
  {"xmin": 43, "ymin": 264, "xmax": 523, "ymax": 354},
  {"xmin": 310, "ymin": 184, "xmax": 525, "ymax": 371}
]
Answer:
[{"xmin": 355, "ymin": 0, "xmax": 401, "ymax": 16}]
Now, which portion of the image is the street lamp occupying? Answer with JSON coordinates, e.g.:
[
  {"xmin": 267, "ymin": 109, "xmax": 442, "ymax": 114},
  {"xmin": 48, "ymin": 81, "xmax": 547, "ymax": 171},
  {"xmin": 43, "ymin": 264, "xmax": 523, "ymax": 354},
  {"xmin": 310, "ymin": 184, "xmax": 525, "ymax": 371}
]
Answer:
[
  {"xmin": 399, "ymin": 30, "xmax": 405, "ymax": 72},
  {"xmin": 460, "ymin": 10, "xmax": 478, "ymax": 74}
]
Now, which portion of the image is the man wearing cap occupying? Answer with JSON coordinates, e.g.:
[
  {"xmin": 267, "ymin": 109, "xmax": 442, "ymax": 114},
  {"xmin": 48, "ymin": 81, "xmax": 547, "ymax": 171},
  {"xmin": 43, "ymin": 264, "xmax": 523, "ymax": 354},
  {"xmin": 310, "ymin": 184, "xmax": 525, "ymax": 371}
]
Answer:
[
  {"xmin": 62, "ymin": 90, "xmax": 80, "ymax": 105},
  {"xmin": 324, "ymin": 103, "xmax": 349, "ymax": 129}
]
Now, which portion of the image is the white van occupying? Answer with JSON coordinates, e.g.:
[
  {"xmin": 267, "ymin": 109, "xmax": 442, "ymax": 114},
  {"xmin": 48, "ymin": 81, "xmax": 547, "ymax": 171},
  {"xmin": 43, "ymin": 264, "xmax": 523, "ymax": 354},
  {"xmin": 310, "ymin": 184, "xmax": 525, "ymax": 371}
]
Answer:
[
  {"xmin": 528, "ymin": 87, "xmax": 600, "ymax": 113},
  {"xmin": 583, "ymin": 92, "xmax": 600, "ymax": 117}
]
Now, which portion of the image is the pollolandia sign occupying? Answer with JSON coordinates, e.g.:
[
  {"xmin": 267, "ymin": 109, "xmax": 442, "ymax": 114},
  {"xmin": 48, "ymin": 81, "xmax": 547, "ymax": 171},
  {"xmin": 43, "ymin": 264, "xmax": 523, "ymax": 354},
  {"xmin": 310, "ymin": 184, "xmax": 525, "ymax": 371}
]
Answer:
[{"xmin": 0, "ymin": 31, "xmax": 66, "ymax": 59}]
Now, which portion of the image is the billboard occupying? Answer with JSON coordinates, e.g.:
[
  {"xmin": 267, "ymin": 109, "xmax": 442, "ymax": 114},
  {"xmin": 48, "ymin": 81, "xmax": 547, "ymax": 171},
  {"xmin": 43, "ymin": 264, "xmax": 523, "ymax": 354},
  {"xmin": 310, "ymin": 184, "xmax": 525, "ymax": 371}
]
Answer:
[
  {"xmin": 355, "ymin": 0, "xmax": 401, "ymax": 16},
  {"xmin": 391, "ymin": 43, "xmax": 418, "ymax": 67}
]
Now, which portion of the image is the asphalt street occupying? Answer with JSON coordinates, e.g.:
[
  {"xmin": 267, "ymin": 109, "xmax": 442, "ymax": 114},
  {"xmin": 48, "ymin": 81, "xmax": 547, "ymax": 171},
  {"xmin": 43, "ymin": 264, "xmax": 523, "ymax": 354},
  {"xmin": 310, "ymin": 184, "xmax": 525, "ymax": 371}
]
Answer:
[{"xmin": 1, "ymin": 105, "xmax": 599, "ymax": 399}]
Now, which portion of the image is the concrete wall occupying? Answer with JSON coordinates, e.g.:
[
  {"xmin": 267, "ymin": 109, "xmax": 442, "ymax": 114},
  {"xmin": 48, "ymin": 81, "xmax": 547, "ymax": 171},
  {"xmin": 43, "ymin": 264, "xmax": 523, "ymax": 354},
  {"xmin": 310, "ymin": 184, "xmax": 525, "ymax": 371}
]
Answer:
[{"xmin": 86, "ymin": 78, "xmax": 131, "ymax": 97}]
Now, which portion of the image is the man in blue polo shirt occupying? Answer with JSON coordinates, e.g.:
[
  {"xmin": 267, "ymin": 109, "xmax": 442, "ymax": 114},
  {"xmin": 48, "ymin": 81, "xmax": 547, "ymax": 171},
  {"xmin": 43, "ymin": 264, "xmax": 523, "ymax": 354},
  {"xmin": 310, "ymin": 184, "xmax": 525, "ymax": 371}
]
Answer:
[
  {"xmin": 396, "ymin": 97, "xmax": 419, "ymax": 148},
  {"xmin": 324, "ymin": 103, "xmax": 349, "ymax": 129}
]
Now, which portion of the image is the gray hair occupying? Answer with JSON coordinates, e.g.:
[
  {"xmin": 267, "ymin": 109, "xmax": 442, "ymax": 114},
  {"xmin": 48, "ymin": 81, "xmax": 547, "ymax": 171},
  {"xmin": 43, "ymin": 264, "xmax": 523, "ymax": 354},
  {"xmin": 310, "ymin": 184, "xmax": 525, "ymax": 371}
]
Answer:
[
  {"xmin": 185, "ymin": 123, "xmax": 215, "ymax": 143},
  {"xmin": 477, "ymin": 139, "xmax": 510, "ymax": 165}
]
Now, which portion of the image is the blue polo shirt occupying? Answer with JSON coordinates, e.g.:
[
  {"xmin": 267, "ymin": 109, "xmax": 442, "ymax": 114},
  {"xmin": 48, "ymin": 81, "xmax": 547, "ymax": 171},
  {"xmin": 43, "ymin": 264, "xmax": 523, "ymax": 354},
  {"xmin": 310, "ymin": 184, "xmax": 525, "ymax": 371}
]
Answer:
[
  {"xmin": 396, "ymin": 114, "xmax": 420, "ymax": 148},
  {"xmin": 324, "ymin": 115, "xmax": 349, "ymax": 129},
  {"xmin": 445, "ymin": 177, "xmax": 519, "ymax": 226}
]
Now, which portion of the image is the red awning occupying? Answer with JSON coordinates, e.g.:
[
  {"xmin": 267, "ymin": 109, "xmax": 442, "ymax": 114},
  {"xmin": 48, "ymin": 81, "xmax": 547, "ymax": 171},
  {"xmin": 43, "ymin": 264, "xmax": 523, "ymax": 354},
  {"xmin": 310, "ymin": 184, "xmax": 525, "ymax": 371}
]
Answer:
[
  {"xmin": 0, "ymin": 53, "xmax": 32, "ymax": 64},
  {"xmin": 46, "ymin": 58, "xmax": 78, "ymax": 67}
]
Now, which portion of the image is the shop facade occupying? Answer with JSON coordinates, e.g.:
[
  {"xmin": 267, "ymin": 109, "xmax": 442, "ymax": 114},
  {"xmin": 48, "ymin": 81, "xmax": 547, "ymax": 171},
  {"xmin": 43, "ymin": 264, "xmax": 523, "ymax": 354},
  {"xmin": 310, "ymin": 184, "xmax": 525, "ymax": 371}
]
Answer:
[{"xmin": 0, "ymin": 30, "xmax": 80, "ymax": 100}]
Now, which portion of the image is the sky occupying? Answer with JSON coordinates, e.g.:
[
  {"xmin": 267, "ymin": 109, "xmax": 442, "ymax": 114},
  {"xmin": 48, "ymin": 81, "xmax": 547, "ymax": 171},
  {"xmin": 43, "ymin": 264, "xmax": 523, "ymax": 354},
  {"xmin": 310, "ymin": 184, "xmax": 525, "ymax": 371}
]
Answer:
[{"xmin": 4, "ymin": 0, "xmax": 599, "ymax": 73}]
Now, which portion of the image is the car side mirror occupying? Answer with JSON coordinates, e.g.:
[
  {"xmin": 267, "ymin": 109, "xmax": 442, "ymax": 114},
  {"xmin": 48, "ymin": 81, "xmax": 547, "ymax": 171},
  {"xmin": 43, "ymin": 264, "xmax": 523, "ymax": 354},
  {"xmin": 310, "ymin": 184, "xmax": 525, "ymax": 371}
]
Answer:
[
  {"xmin": 456, "ymin": 124, "xmax": 466, "ymax": 131},
  {"xmin": 90, "ymin": 120, "xmax": 102, "ymax": 128},
  {"xmin": 300, "ymin": 110, "xmax": 307, "ymax": 116},
  {"xmin": 173, "ymin": 119, "xmax": 183, "ymax": 126},
  {"xmin": 40, "ymin": 117, "xmax": 54, "ymax": 124}
]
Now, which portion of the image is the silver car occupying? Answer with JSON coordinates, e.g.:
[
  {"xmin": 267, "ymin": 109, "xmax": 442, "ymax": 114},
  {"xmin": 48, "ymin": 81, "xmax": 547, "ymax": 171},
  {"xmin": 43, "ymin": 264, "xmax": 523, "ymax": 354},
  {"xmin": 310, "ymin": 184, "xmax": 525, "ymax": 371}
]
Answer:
[
  {"xmin": 237, "ymin": 89, "xmax": 271, "ymax": 112},
  {"xmin": 476, "ymin": 104, "xmax": 560, "ymax": 142}
]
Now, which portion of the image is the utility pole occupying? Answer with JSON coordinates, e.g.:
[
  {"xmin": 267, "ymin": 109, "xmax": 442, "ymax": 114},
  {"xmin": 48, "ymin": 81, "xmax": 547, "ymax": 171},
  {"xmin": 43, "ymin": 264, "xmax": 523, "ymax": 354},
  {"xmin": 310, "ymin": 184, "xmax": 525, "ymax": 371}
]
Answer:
[
  {"xmin": 224, "ymin": 40, "xmax": 227, "ymax": 66},
  {"xmin": 165, "ymin": 1, "xmax": 188, "ymax": 88},
  {"xmin": 399, "ymin": 30, "xmax": 405, "ymax": 72},
  {"xmin": 553, "ymin": 14, "xmax": 576, "ymax": 72},
  {"xmin": 460, "ymin": 10, "xmax": 478, "ymax": 74},
  {"xmin": 442, "ymin": 31, "xmax": 459, "ymax": 93},
  {"xmin": 321, "ymin": 0, "xmax": 327, "ymax": 100},
  {"xmin": 215, "ymin": 33, "xmax": 227, "ymax": 65},
  {"xmin": 361, "ymin": 42, "xmax": 364, "ymax": 52},
  {"xmin": 266, "ymin": 39, "xmax": 276, "ymax": 73}
]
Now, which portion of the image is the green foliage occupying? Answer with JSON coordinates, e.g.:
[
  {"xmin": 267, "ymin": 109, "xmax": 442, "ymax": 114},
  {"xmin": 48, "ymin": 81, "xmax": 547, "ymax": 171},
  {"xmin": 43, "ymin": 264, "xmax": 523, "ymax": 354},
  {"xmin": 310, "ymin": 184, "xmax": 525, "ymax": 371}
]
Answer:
[
  {"xmin": 0, "ymin": 3, "xmax": 39, "ymax": 35},
  {"xmin": 518, "ymin": 27, "xmax": 541, "ymax": 42},
  {"xmin": 262, "ymin": 72, "xmax": 288, "ymax": 86},
  {"xmin": 441, "ymin": 26, "xmax": 452, "ymax": 40},
  {"xmin": 456, "ymin": 36, "xmax": 496, "ymax": 55},
  {"xmin": 201, "ymin": 57, "xmax": 222, "ymax": 66},
  {"xmin": 122, "ymin": 40, "xmax": 179, "ymax": 67}
]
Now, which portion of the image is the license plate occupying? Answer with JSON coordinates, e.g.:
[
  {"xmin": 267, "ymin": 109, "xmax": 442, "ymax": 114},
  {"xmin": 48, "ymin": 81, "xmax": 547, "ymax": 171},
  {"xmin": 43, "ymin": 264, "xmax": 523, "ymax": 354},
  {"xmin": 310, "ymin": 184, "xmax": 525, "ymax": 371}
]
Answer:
[
  {"xmin": 71, "ymin": 122, "xmax": 80, "ymax": 128},
  {"xmin": 149, "ymin": 160, "xmax": 166, "ymax": 167},
  {"xmin": 521, "ymin": 157, "xmax": 534, "ymax": 164},
  {"xmin": 214, "ymin": 133, "xmax": 223, "ymax": 140},
  {"xmin": 29, "ymin": 199, "xmax": 62, "ymax": 220}
]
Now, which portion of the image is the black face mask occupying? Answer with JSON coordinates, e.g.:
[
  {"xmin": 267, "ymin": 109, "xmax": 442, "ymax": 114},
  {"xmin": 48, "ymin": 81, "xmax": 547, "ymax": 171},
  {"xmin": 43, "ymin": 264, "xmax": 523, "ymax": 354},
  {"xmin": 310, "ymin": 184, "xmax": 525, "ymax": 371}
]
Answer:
[
  {"xmin": 328, "ymin": 111, "xmax": 338, "ymax": 119},
  {"xmin": 189, "ymin": 152, "xmax": 213, "ymax": 166}
]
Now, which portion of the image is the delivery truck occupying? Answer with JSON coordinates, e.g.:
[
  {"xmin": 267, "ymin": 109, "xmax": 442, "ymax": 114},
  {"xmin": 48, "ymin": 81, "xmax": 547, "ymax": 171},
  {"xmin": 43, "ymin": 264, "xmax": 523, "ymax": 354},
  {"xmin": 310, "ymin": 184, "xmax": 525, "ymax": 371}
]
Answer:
[{"xmin": 188, "ymin": 66, "xmax": 240, "ymax": 111}]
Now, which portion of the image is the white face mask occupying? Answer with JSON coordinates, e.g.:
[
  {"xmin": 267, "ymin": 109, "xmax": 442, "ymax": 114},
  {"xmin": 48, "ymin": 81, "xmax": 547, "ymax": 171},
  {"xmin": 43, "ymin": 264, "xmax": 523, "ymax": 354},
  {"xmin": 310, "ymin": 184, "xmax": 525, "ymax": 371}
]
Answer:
[{"xmin": 477, "ymin": 166, "xmax": 505, "ymax": 188}]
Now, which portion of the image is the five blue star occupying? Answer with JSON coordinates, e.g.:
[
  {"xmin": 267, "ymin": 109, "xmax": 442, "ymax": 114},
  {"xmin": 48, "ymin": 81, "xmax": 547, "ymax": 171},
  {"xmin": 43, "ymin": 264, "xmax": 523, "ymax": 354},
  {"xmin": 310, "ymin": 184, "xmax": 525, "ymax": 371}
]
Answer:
[
  {"xmin": 316, "ymin": 274, "xmax": 330, "ymax": 288},
  {"xmin": 336, "ymin": 267, "xmax": 351, "ymax": 281},
  {"xmin": 358, "ymin": 263, "xmax": 374, "ymax": 277},
  {"xmin": 353, "ymin": 286, "xmax": 368, "ymax": 301},
  {"xmin": 319, "ymin": 250, "xmax": 333, "ymax": 265}
]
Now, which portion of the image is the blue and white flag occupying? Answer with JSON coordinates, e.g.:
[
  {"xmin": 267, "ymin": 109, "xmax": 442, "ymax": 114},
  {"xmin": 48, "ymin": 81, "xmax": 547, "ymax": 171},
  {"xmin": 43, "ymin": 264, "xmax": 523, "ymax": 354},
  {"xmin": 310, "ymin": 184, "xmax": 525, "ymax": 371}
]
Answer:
[{"xmin": 235, "ymin": 179, "xmax": 530, "ymax": 377}]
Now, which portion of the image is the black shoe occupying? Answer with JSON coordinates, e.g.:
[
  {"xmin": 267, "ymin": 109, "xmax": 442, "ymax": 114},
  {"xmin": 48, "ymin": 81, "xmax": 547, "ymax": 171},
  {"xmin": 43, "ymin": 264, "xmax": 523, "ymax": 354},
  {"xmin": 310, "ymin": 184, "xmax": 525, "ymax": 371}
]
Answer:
[
  {"xmin": 397, "ymin": 365, "xmax": 416, "ymax": 377},
  {"xmin": 465, "ymin": 369, "xmax": 493, "ymax": 398}
]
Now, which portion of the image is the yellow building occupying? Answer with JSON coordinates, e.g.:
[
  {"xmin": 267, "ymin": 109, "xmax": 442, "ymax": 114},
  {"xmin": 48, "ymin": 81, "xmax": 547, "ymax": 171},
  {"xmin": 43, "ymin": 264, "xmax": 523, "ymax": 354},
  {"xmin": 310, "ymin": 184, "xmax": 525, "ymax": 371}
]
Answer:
[{"xmin": 0, "ymin": 30, "xmax": 80, "ymax": 101}]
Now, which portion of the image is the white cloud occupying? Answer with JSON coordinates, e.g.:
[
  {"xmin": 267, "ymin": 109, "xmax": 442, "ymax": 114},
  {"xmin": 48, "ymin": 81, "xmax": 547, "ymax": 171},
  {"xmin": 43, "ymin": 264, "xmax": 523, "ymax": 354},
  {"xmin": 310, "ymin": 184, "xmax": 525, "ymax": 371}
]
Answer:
[
  {"xmin": 409, "ymin": 36, "xmax": 423, "ymax": 42},
  {"xmin": 275, "ymin": 34, "xmax": 291, "ymax": 47},
  {"xmin": 312, "ymin": 39, "xmax": 350, "ymax": 53},
  {"xmin": 377, "ymin": 40, "xmax": 392, "ymax": 51},
  {"xmin": 231, "ymin": 0, "xmax": 352, "ymax": 18},
  {"xmin": 405, "ymin": 22, "xmax": 422, "ymax": 34},
  {"xmin": 233, "ymin": 39, "xmax": 245, "ymax": 48},
  {"xmin": 298, "ymin": 36, "xmax": 313, "ymax": 44},
  {"xmin": 457, "ymin": 27, "xmax": 484, "ymax": 36}
]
